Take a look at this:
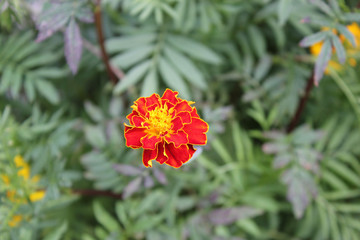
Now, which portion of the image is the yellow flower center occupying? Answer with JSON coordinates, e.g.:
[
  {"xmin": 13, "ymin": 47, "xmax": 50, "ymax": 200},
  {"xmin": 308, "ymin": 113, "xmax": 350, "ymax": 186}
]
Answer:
[{"xmin": 145, "ymin": 105, "xmax": 173, "ymax": 137}]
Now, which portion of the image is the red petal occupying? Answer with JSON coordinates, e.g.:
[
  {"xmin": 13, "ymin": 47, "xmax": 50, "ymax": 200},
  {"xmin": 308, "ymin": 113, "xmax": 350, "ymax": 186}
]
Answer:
[
  {"xmin": 176, "ymin": 111, "xmax": 191, "ymax": 124},
  {"xmin": 145, "ymin": 93, "xmax": 160, "ymax": 107},
  {"xmin": 126, "ymin": 110, "xmax": 139, "ymax": 121},
  {"xmin": 173, "ymin": 100, "xmax": 192, "ymax": 115},
  {"xmin": 124, "ymin": 126, "xmax": 147, "ymax": 148},
  {"xmin": 156, "ymin": 141, "xmax": 168, "ymax": 164},
  {"xmin": 188, "ymin": 144, "xmax": 196, "ymax": 157},
  {"xmin": 171, "ymin": 116, "xmax": 184, "ymax": 132},
  {"xmin": 190, "ymin": 108, "xmax": 200, "ymax": 118},
  {"xmin": 141, "ymin": 134, "xmax": 162, "ymax": 150},
  {"xmin": 161, "ymin": 89, "xmax": 179, "ymax": 105},
  {"xmin": 183, "ymin": 118, "xmax": 209, "ymax": 145},
  {"xmin": 131, "ymin": 115, "xmax": 145, "ymax": 127},
  {"xmin": 134, "ymin": 97, "xmax": 147, "ymax": 116},
  {"xmin": 165, "ymin": 130, "xmax": 188, "ymax": 147},
  {"xmin": 164, "ymin": 143, "xmax": 191, "ymax": 168},
  {"xmin": 143, "ymin": 148, "xmax": 157, "ymax": 167}
]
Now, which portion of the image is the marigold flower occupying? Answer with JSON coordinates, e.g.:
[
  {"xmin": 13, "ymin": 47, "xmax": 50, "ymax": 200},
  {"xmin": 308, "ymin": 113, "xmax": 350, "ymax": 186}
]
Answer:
[
  {"xmin": 8, "ymin": 215, "xmax": 22, "ymax": 227},
  {"xmin": 124, "ymin": 89, "xmax": 209, "ymax": 168}
]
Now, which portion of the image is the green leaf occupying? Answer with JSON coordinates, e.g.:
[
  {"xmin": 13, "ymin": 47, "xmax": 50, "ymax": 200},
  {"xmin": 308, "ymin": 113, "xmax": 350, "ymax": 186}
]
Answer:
[
  {"xmin": 111, "ymin": 45, "xmax": 153, "ymax": 69},
  {"xmin": 93, "ymin": 201, "xmax": 121, "ymax": 233},
  {"xmin": 336, "ymin": 24, "xmax": 356, "ymax": 47},
  {"xmin": 167, "ymin": 35, "xmax": 222, "ymax": 65},
  {"xmin": 326, "ymin": 160, "xmax": 360, "ymax": 187},
  {"xmin": 24, "ymin": 76, "xmax": 36, "ymax": 102},
  {"xmin": 314, "ymin": 38, "xmax": 332, "ymax": 85},
  {"xmin": 158, "ymin": 57, "xmax": 190, "ymax": 99},
  {"xmin": 84, "ymin": 125, "xmax": 106, "ymax": 149},
  {"xmin": 331, "ymin": 35, "xmax": 346, "ymax": 64},
  {"xmin": 34, "ymin": 79, "xmax": 60, "ymax": 104},
  {"xmin": 106, "ymin": 33, "xmax": 156, "ymax": 53},
  {"xmin": 141, "ymin": 68, "xmax": 158, "ymax": 97},
  {"xmin": 114, "ymin": 60, "xmax": 151, "ymax": 95},
  {"xmin": 0, "ymin": 65, "xmax": 14, "ymax": 93},
  {"xmin": 84, "ymin": 101, "xmax": 104, "ymax": 122},
  {"xmin": 248, "ymin": 25, "xmax": 266, "ymax": 58},
  {"xmin": 44, "ymin": 221, "xmax": 68, "ymax": 240},
  {"xmin": 164, "ymin": 46, "xmax": 207, "ymax": 89},
  {"xmin": 299, "ymin": 31, "xmax": 327, "ymax": 47},
  {"xmin": 342, "ymin": 13, "xmax": 360, "ymax": 22},
  {"xmin": 278, "ymin": 0, "xmax": 292, "ymax": 26}
]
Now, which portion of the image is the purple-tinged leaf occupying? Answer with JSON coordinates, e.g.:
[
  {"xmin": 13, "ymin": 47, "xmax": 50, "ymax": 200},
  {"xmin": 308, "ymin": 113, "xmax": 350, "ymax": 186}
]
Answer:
[
  {"xmin": 144, "ymin": 175, "xmax": 154, "ymax": 188},
  {"xmin": 281, "ymin": 167, "xmax": 317, "ymax": 219},
  {"xmin": 113, "ymin": 164, "xmax": 143, "ymax": 176},
  {"xmin": 123, "ymin": 177, "xmax": 142, "ymax": 199},
  {"xmin": 76, "ymin": 8, "xmax": 94, "ymax": 23},
  {"xmin": 35, "ymin": 3, "xmax": 71, "ymax": 42},
  {"xmin": 153, "ymin": 167, "xmax": 167, "ymax": 185},
  {"xmin": 299, "ymin": 31, "xmax": 327, "ymax": 47},
  {"xmin": 262, "ymin": 143, "xmax": 288, "ymax": 154},
  {"xmin": 314, "ymin": 38, "xmax": 332, "ymax": 85},
  {"xmin": 65, "ymin": 18, "xmax": 83, "ymax": 74},
  {"xmin": 263, "ymin": 130, "xmax": 284, "ymax": 140},
  {"xmin": 208, "ymin": 207, "xmax": 263, "ymax": 225},
  {"xmin": 273, "ymin": 154, "xmax": 292, "ymax": 169}
]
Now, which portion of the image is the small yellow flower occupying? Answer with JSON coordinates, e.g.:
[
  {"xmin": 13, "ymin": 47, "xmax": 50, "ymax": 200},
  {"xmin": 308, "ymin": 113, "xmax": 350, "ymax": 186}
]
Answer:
[
  {"xmin": 29, "ymin": 190, "xmax": 45, "ymax": 202},
  {"xmin": 8, "ymin": 215, "xmax": 22, "ymax": 227},
  {"xmin": 1, "ymin": 175, "xmax": 10, "ymax": 185}
]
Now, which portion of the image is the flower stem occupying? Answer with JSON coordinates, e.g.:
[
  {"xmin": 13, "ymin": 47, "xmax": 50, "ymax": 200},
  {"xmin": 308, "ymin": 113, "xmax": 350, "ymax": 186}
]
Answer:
[
  {"xmin": 72, "ymin": 189, "xmax": 123, "ymax": 199},
  {"xmin": 286, "ymin": 70, "xmax": 315, "ymax": 133},
  {"xmin": 94, "ymin": 0, "xmax": 118, "ymax": 85}
]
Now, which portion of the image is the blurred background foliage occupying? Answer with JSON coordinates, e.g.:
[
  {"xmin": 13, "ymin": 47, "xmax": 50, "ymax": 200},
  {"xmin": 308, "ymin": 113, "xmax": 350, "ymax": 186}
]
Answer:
[{"xmin": 1, "ymin": 0, "xmax": 360, "ymax": 239}]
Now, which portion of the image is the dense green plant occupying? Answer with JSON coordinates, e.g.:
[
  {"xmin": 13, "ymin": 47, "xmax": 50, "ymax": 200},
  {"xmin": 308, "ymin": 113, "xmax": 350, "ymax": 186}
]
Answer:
[{"xmin": 1, "ymin": 0, "xmax": 360, "ymax": 239}]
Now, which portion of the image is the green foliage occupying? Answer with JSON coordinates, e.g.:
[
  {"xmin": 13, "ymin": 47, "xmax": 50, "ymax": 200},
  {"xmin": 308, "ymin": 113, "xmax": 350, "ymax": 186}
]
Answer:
[{"xmin": 1, "ymin": 0, "xmax": 360, "ymax": 239}]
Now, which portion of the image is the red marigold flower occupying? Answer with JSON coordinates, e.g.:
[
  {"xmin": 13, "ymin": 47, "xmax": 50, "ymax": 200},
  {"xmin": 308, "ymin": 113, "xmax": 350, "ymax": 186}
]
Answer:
[{"xmin": 124, "ymin": 89, "xmax": 209, "ymax": 168}]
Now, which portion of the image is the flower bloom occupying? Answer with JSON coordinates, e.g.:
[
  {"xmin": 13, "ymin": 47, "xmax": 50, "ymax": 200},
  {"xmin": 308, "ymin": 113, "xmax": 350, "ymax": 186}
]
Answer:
[
  {"xmin": 1, "ymin": 155, "xmax": 45, "ymax": 227},
  {"xmin": 124, "ymin": 89, "xmax": 209, "ymax": 168}
]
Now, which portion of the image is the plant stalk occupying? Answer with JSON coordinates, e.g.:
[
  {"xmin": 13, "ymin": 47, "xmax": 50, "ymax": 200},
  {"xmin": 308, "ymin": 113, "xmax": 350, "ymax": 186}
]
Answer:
[
  {"xmin": 286, "ymin": 70, "xmax": 315, "ymax": 133},
  {"xmin": 94, "ymin": 0, "xmax": 118, "ymax": 84}
]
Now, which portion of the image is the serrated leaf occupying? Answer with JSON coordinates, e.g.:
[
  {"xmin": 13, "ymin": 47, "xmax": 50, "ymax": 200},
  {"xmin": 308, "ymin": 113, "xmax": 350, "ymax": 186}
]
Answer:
[
  {"xmin": 158, "ymin": 57, "xmax": 190, "ymax": 99},
  {"xmin": 65, "ymin": 18, "xmax": 82, "ymax": 74},
  {"xmin": 164, "ymin": 46, "xmax": 207, "ymax": 89},
  {"xmin": 167, "ymin": 35, "xmax": 221, "ymax": 65},
  {"xmin": 114, "ymin": 60, "xmax": 151, "ymax": 95},
  {"xmin": 314, "ymin": 38, "xmax": 332, "ymax": 85}
]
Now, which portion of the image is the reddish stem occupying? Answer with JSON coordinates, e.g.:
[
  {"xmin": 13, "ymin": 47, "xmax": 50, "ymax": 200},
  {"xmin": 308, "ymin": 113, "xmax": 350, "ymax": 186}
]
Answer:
[
  {"xmin": 73, "ymin": 189, "xmax": 122, "ymax": 199},
  {"xmin": 94, "ymin": 0, "xmax": 118, "ymax": 84},
  {"xmin": 286, "ymin": 70, "xmax": 315, "ymax": 133}
]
